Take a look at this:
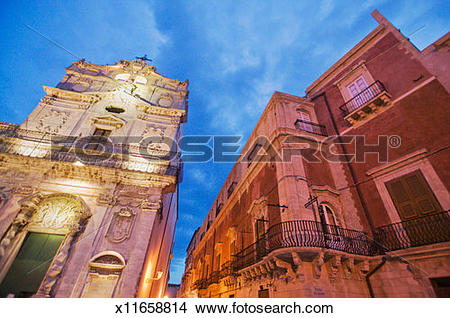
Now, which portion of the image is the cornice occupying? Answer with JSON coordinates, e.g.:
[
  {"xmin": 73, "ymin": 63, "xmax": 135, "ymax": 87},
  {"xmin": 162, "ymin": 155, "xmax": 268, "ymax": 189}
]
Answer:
[
  {"xmin": 0, "ymin": 152, "xmax": 177, "ymax": 189},
  {"xmin": 43, "ymin": 86, "xmax": 101, "ymax": 104}
]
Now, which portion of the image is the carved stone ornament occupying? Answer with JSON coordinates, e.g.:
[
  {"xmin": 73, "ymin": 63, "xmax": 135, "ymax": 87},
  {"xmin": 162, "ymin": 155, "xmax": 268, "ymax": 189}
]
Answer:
[
  {"xmin": 328, "ymin": 255, "xmax": 342, "ymax": 282},
  {"xmin": 97, "ymin": 192, "xmax": 116, "ymax": 206},
  {"xmin": 312, "ymin": 251, "xmax": 324, "ymax": 279},
  {"xmin": 88, "ymin": 251, "xmax": 126, "ymax": 276},
  {"xmin": 106, "ymin": 207, "xmax": 137, "ymax": 243},
  {"xmin": 36, "ymin": 108, "xmax": 69, "ymax": 134},
  {"xmin": 0, "ymin": 193, "xmax": 91, "ymax": 297},
  {"xmin": 14, "ymin": 184, "xmax": 36, "ymax": 196}
]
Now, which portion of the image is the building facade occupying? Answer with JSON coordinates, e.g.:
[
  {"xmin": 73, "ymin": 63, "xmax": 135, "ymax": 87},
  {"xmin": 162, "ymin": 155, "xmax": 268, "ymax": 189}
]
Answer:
[
  {"xmin": 178, "ymin": 10, "xmax": 450, "ymax": 298},
  {"xmin": 0, "ymin": 59, "xmax": 189, "ymax": 297}
]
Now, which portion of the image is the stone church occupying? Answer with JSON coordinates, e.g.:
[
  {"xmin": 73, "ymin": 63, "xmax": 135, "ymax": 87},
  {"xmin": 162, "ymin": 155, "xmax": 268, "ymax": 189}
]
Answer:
[{"xmin": 0, "ymin": 58, "xmax": 188, "ymax": 297}]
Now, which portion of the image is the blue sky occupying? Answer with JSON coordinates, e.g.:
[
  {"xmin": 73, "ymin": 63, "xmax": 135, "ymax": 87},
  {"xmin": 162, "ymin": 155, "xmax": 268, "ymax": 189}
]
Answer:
[{"xmin": 0, "ymin": 0, "xmax": 448, "ymax": 284}]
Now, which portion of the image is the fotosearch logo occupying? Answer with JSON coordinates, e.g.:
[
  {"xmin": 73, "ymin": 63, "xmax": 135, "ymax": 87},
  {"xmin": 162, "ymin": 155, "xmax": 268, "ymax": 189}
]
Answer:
[{"xmin": 50, "ymin": 134, "xmax": 401, "ymax": 164}]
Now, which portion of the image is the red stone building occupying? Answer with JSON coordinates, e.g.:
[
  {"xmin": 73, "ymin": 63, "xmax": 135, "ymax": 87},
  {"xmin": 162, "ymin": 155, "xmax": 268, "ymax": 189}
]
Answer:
[{"xmin": 178, "ymin": 10, "xmax": 450, "ymax": 298}]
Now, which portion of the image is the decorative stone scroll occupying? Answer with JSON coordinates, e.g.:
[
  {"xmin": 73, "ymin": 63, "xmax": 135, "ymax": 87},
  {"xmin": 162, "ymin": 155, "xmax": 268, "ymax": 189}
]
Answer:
[{"xmin": 106, "ymin": 207, "xmax": 136, "ymax": 243}]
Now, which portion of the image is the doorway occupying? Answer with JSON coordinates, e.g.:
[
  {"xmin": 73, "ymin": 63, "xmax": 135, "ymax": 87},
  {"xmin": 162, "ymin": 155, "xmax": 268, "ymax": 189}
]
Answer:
[{"xmin": 0, "ymin": 232, "xmax": 64, "ymax": 297}]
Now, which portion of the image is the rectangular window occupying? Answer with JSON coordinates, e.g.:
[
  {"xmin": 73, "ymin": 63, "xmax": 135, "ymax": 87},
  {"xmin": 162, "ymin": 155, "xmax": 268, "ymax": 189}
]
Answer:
[
  {"xmin": 385, "ymin": 170, "xmax": 442, "ymax": 220},
  {"xmin": 216, "ymin": 203, "xmax": 223, "ymax": 217},
  {"xmin": 216, "ymin": 254, "xmax": 221, "ymax": 271},
  {"xmin": 258, "ymin": 288, "xmax": 270, "ymax": 298},
  {"xmin": 227, "ymin": 182, "xmax": 237, "ymax": 198},
  {"xmin": 247, "ymin": 144, "xmax": 262, "ymax": 167},
  {"xmin": 86, "ymin": 128, "xmax": 112, "ymax": 150},
  {"xmin": 230, "ymin": 240, "xmax": 236, "ymax": 257}
]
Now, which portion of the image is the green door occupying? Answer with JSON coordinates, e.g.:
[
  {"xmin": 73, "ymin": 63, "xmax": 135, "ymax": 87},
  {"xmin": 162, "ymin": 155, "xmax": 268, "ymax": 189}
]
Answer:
[{"xmin": 0, "ymin": 232, "xmax": 64, "ymax": 298}]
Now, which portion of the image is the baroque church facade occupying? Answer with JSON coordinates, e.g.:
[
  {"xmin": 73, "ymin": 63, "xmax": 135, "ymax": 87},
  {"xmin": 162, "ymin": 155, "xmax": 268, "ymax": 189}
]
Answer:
[{"xmin": 0, "ymin": 59, "xmax": 188, "ymax": 297}]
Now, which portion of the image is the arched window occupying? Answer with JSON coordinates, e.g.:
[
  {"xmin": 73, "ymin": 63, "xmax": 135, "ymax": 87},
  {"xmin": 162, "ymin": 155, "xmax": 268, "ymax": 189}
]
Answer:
[
  {"xmin": 115, "ymin": 73, "xmax": 130, "ymax": 81},
  {"xmin": 319, "ymin": 204, "xmax": 339, "ymax": 238},
  {"xmin": 320, "ymin": 204, "xmax": 337, "ymax": 227}
]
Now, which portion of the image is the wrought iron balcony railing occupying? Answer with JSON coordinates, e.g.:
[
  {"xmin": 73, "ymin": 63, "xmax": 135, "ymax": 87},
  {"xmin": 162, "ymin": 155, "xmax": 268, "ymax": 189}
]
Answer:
[
  {"xmin": 339, "ymin": 80, "xmax": 387, "ymax": 115},
  {"xmin": 234, "ymin": 220, "xmax": 377, "ymax": 271},
  {"xmin": 193, "ymin": 278, "xmax": 208, "ymax": 290},
  {"xmin": 207, "ymin": 271, "xmax": 221, "ymax": 285},
  {"xmin": 195, "ymin": 213, "xmax": 450, "ymax": 286},
  {"xmin": 294, "ymin": 119, "xmax": 328, "ymax": 136},
  {"xmin": 375, "ymin": 211, "xmax": 450, "ymax": 252}
]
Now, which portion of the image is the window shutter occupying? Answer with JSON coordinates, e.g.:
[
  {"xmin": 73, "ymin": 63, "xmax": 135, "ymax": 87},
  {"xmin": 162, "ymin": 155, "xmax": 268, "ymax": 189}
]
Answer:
[{"xmin": 385, "ymin": 170, "xmax": 442, "ymax": 220}]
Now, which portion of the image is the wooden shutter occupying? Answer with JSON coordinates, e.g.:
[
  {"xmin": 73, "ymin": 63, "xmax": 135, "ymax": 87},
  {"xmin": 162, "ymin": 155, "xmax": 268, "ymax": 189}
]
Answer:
[{"xmin": 385, "ymin": 170, "xmax": 442, "ymax": 220}]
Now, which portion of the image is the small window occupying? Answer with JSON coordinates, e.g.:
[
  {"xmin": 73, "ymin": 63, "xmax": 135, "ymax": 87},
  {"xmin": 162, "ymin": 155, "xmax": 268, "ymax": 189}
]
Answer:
[
  {"xmin": 105, "ymin": 106, "xmax": 125, "ymax": 114},
  {"xmin": 134, "ymin": 76, "xmax": 147, "ymax": 85},
  {"xmin": 258, "ymin": 288, "xmax": 269, "ymax": 298},
  {"xmin": 227, "ymin": 182, "xmax": 237, "ymax": 198},
  {"xmin": 247, "ymin": 144, "xmax": 262, "ymax": 167},
  {"xmin": 216, "ymin": 203, "xmax": 223, "ymax": 217},
  {"xmin": 115, "ymin": 73, "xmax": 130, "ymax": 81},
  {"xmin": 85, "ymin": 128, "xmax": 112, "ymax": 151}
]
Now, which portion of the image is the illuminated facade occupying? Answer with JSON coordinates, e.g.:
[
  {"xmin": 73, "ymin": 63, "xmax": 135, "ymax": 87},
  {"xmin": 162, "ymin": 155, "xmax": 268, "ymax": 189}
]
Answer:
[
  {"xmin": 178, "ymin": 10, "xmax": 450, "ymax": 298},
  {"xmin": 0, "ymin": 59, "xmax": 188, "ymax": 297}
]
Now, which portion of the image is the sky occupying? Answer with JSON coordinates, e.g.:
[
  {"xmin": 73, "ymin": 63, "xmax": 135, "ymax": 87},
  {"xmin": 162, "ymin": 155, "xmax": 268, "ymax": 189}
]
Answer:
[{"xmin": 0, "ymin": 0, "xmax": 448, "ymax": 284}]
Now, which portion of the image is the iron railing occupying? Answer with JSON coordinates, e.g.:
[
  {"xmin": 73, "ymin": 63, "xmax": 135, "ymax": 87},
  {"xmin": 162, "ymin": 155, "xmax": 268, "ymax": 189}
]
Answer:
[
  {"xmin": 339, "ymin": 80, "xmax": 387, "ymax": 115},
  {"xmin": 375, "ymin": 211, "xmax": 450, "ymax": 252},
  {"xmin": 194, "ymin": 212, "xmax": 450, "ymax": 286},
  {"xmin": 234, "ymin": 220, "xmax": 377, "ymax": 271},
  {"xmin": 294, "ymin": 119, "xmax": 328, "ymax": 136},
  {"xmin": 207, "ymin": 271, "xmax": 220, "ymax": 285},
  {"xmin": 193, "ymin": 278, "xmax": 208, "ymax": 290}
]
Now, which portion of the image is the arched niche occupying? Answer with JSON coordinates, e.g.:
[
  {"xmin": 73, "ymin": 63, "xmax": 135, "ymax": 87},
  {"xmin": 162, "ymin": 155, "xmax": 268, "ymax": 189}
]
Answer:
[
  {"xmin": 81, "ymin": 251, "xmax": 126, "ymax": 298},
  {"xmin": 0, "ymin": 193, "xmax": 91, "ymax": 297}
]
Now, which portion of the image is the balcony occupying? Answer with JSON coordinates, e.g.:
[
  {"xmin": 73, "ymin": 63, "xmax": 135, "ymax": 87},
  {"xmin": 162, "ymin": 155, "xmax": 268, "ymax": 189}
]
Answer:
[
  {"xmin": 339, "ymin": 80, "xmax": 391, "ymax": 125},
  {"xmin": 207, "ymin": 271, "xmax": 220, "ymax": 285},
  {"xmin": 375, "ymin": 211, "xmax": 450, "ymax": 252},
  {"xmin": 192, "ymin": 278, "xmax": 208, "ymax": 290},
  {"xmin": 294, "ymin": 119, "xmax": 327, "ymax": 136},
  {"xmin": 234, "ymin": 220, "xmax": 377, "ymax": 271}
]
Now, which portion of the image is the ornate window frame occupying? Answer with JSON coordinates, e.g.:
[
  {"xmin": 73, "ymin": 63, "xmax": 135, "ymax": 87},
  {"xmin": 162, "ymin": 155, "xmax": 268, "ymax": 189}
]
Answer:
[{"xmin": 0, "ymin": 193, "xmax": 91, "ymax": 297}]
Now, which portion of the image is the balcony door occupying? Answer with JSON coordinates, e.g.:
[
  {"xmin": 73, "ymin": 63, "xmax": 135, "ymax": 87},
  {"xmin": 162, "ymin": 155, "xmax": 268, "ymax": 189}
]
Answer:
[
  {"xmin": 297, "ymin": 110, "xmax": 313, "ymax": 133},
  {"xmin": 255, "ymin": 219, "xmax": 266, "ymax": 261},
  {"xmin": 0, "ymin": 232, "xmax": 64, "ymax": 298},
  {"xmin": 318, "ymin": 205, "xmax": 340, "ymax": 248},
  {"xmin": 385, "ymin": 170, "xmax": 443, "ymax": 246},
  {"xmin": 347, "ymin": 76, "xmax": 372, "ymax": 111},
  {"xmin": 386, "ymin": 170, "xmax": 442, "ymax": 220}
]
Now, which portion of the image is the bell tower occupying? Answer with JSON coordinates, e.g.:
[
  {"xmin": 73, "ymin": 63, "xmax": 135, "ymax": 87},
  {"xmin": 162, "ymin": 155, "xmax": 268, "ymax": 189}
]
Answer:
[{"xmin": 0, "ymin": 58, "xmax": 188, "ymax": 298}]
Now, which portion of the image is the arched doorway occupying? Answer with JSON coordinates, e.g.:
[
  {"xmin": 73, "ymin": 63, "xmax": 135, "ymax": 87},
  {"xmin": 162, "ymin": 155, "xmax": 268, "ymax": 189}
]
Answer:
[{"xmin": 0, "ymin": 193, "xmax": 91, "ymax": 297}]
